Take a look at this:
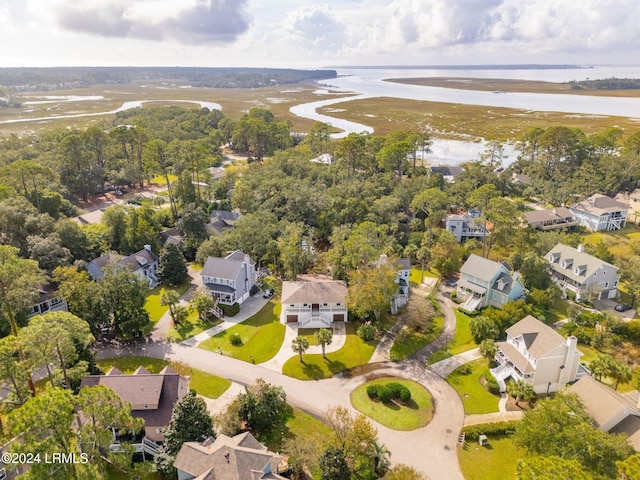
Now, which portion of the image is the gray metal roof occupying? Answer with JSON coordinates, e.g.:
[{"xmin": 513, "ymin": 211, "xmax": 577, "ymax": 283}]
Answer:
[{"xmin": 281, "ymin": 279, "xmax": 347, "ymax": 304}]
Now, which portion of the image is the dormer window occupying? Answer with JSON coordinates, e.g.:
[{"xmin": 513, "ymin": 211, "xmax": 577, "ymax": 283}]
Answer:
[
  {"xmin": 561, "ymin": 258, "xmax": 573, "ymax": 269},
  {"xmin": 549, "ymin": 253, "xmax": 560, "ymax": 263},
  {"xmin": 574, "ymin": 265, "xmax": 587, "ymax": 276}
]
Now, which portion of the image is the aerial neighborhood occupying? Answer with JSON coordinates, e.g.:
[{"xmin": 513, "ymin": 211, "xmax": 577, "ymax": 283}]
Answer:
[{"xmin": 2, "ymin": 68, "xmax": 640, "ymax": 480}]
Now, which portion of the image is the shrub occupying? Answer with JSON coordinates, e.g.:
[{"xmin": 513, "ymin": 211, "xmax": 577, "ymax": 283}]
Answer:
[
  {"xmin": 366, "ymin": 385, "xmax": 378, "ymax": 399},
  {"xmin": 250, "ymin": 285, "xmax": 260, "ymax": 296},
  {"xmin": 387, "ymin": 382, "xmax": 403, "ymax": 398},
  {"xmin": 482, "ymin": 370, "xmax": 500, "ymax": 395},
  {"xmin": 457, "ymin": 364, "xmax": 472, "ymax": 375},
  {"xmin": 230, "ymin": 333, "xmax": 243, "ymax": 346},
  {"xmin": 357, "ymin": 323, "xmax": 376, "ymax": 341},
  {"xmin": 376, "ymin": 385, "xmax": 393, "ymax": 403},
  {"xmin": 221, "ymin": 303, "xmax": 240, "ymax": 317},
  {"xmin": 461, "ymin": 421, "xmax": 519, "ymax": 441}
]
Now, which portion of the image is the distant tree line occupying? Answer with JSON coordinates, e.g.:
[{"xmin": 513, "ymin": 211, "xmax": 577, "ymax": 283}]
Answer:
[
  {"xmin": 0, "ymin": 67, "xmax": 337, "ymax": 92},
  {"xmin": 567, "ymin": 77, "xmax": 640, "ymax": 90}
]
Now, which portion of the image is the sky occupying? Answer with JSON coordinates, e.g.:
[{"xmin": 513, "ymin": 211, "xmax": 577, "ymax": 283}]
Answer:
[{"xmin": 1, "ymin": 0, "xmax": 639, "ymax": 68}]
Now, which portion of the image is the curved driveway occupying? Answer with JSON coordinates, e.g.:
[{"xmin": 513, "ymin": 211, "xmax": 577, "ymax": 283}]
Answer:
[{"xmin": 98, "ymin": 285, "xmax": 466, "ymax": 479}]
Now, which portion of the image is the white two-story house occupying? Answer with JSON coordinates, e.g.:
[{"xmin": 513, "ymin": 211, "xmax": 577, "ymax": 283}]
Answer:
[
  {"xmin": 201, "ymin": 250, "xmax": 256, "ymax": 305},
  {"xmin": 374, "ymin": 254, "xmax": 411, "ymax": 312},
  {"xmin": 456, "ymin": 254, "xmax": 525, "ymax": 312},
  {"xmin": 546, "ymin": 243, "xmax": 620, "ymax": 301},
  {"xmin": 280, "ymin": 275, "xmax": 347, "ymax": 328},
  {"xmin": 491, "ymin": 315, "xmax": 586, "ymax": 394},
  {"xmin": 86, "ymin": 245, "xmax": 159, "ymax": 288},
  {"xmin": 569, "ymin": 194, "xmax": 628, "ymax": 231}
]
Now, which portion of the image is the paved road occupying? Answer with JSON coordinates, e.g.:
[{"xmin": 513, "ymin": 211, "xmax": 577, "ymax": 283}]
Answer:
[{"xmin": 98, "ymin": 283, "xmax": 467, "ymax": 479}]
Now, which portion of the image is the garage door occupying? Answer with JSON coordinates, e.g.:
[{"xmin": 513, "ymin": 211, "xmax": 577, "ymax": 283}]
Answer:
[
  {"xmin": 333, "ymin": 314, "xmax": 344, "ymax": 322},
  {"xmin": 286, "ymin": 315, "xmax": 298, "ymax": 323}
]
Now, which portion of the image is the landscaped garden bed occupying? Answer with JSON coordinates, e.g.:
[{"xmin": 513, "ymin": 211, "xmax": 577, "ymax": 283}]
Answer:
[{"xmin": 350, "ymin": 377, "xmax": 433, "ymax": 430}]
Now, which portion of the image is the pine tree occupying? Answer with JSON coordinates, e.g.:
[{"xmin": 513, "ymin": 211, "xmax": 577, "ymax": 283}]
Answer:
[{"xmin": 158, "ymin": 243, "xmax": 188, "ymax": 286}]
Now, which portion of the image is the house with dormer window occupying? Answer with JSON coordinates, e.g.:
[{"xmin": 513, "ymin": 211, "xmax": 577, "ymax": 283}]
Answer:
[
  {"xmin": 491, "ymin": 315, "xmax": 587, "ymax": 394},
  {"xmin": 456, "ymin": 254, "xmax": 525, "ymax": 312},
  {"xmin": 546, "ymin": 243, "xmax": 620, "ymax": 301},
  {"xmin": 86, "ymin": 245, "xmax": 159, "ymax": 288}
]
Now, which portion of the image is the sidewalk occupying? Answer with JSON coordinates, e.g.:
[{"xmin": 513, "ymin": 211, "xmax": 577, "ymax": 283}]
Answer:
[
  {"xmin": 200, "ymin": 381, "xmax": 245, "ymax": 416},
  {"xmin": 428, "ymin": 348, "xmax": 482, "ymax": 378},
  {"xmin": 260, "ymin": 323, "xmax": 347, "ymax": 373},
  {"xmin": 180, "ymin": 295, "xmax": 270, "ymax": 347},
  {"xmin": 463, "ymin": 411, "xmax": 524, "ymax": 426}
]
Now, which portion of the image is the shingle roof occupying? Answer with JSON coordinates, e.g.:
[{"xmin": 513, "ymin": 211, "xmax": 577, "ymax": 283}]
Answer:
[
  {"xmin": 570, "ymin": 194, "xmax": 628, "ymax": 215},
  {"xmin": 174, "ymin": 433, "xmax": 286, "ymax": 480},
  {"xmin": 281, "ymin": 279, "xmax": 347, "ymax": 305},
  {"xmin": 523, "ymin": 207, "xmax": 574, "ymax": 224},
  {"xmin": 546, "ymin": 243, "xmax": 617, "ymax": 284},
  {"xmin": 566, "ymin": 375, "xmax": 638, "ymax": 429},
  {"xmin": 202, "ymin": 250, "xmax": 252, "ymax": 280},
  {"xmin": 495, "ymin": 341, "xmax": 535, "ymax": 374},
  {"xmin": 460, "ymin": 254, "xmax": 506, "ymax": 283},
  {"xmin": 121, "ymin": 248, "xmax": 158, "ymax": 271},
  {"xmin": 506, "ymin": 315, "xmax": 577, "ymax": 359}
]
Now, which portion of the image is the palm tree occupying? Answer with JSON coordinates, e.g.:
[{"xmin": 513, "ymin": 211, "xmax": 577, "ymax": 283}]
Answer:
[
  {"xmin": 371, "ymin": 441, "xmax": 391, "ymax": 476},
  {"xmin": 160, "ymin": 288, "xmax": 180, "ymax": 324},
  {"xmin": 291, "ymin": 336, "xmax": 309, "ymax": 362},
  {"xmin": 611, "ymin": 362, "xmax": 632, "ymax": 390},
  {"xmin": 589, "ymin": 354, "xmax": 613, "ymax": 381},
  {"xmin": 479, "ymin": 339, "xmax": 497, "ymax": 363},
  {"xmin": 507, "ymin": 380, "xmax": 535, "ymax": 407},
  {"xmin": 314, "ymin": 328, "xmax": 333, "ymax": 358}
]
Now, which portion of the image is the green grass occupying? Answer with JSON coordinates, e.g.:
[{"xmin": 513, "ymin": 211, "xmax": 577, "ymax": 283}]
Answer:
[
  {"xmin": 189, "ymin": 262, "xmax": 203, "ymax": 271},
  {"xmin": 144, "ymin": 282, "xmax": 190, "ymax": 323},
  {"xmin": 263, "ymin": 405, "xmax": 332, "ymax": 453},
  {"xmin": 282, "ymin": 323, "xmax": 377, "ymax": 380},
  {"xmin": 458, "ymin": 435, "xmax": 522, "ymax": 480},
  {"xmin": 166, "ymin": 310, "xmax": 223, "ymax": 342},
  {"xmin": 540, "ymin": 298, "xmax": 571, "ymax": 324},
  {"xmin": 150, "ymin": 174, "xmax": 177, "ymax": 185},
  {"xmin": 449, "ymin": 310, "xmax": 476, "ymax": 355},
  {"xmin": 409, "ymin": 266, "xmax": 438, "ymax": 285},
  {"xmin": 298, "ymin": 327, "xmax": 325, "ymax": 346},
  {"xmin": 446, "ymin": 359, "xmax": 500, "ymax": 415},
  {"xmin": 97, "ymin": 356, "xmax": 231, "ymax": 399},
  {"xmin": 105, "ymin": 465, "xmax": 163, "ymax": 480},
  {"xmin": 390, "ymin": 315, "xmax": 444, "ymax": 361},
  {"xmin": 198, "ymin": 300, "xmax": 286, "ymax": 363},
  {"xmin": 351, "ymin": 377, "xmax": 434, "ymax": 430}
]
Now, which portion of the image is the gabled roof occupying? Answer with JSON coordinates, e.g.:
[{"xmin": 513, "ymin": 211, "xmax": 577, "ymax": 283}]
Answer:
[
  {"xmin": 566, "ymin": 376, "xmax": 639, "ymax": 430},
  {"xmin": 546, "ymin": 243, "xmax": 617, "ymax": 284},
  {"xmin": 570, "ymin": 194, "xmax": 628, "ymax": 215},
  {"xmin": 523, "ymin": 207, "xmax": 574, "ymax": 224},
  {"xmin": 430, "ymin": 166, "xmax": 463, "ymax": 177},
  {"xmin": 506, "ymin": 315, "xmax": 578, "ymax": 359},
  {"xmin": 201, "ymin": 250, "xmax": 254, "ymax": 281},
  {"xmin": 121, "ymin": 248, "xmax": 158, "ymax": 271},
  {"xmin": 210, "ymin": 210, "xmax": 241, "ymax": 223},
  {"xmin": 80, "ymin": 366, "xmax": 188, "ymax": 427},
  {"xmin": 174, "ymin": 433, "xmax": 286, "ymax": 480},
  {"xmin": 281, "ymin": 278, "xmax": 347, "ymax": 305},
  {"xmin": 460, "ymin": 254, "xmax": 506, "ymax": 283}
]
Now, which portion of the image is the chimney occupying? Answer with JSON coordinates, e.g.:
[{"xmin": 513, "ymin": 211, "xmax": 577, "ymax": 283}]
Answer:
[
  {"xmin": 144, "ymin": 244, "xmax": 152, "ymax": 252},
  {"xmin": 577, "ymin": 244, "xmax": 584, "ymax": 253},
  {"xmin": 561, "ymin": 335, "xmax": 578, "ymax": 386}
]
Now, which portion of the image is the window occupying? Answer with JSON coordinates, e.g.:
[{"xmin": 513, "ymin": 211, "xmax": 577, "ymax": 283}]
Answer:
[
  {"xmin": 157, "ymin": 428, "xmax": 164, "ymax": 434},
  {"xmin": 604, "ymin": 282, "xmax": 609, "ymax": 288},
  {"xmin": 144, "ymin": 404, "xmax": 149, "ymax": 409},
  {"xmin": 614, "ymin": 280, "xmax": 619, "ymax": 287},
  {"xmin": 303, "ymin": 303, "xmax": 308, "ymax": 307},
  {"xmin": 323, "ymin": 303, "xmax": 328, "ymax": 306},
  {"xmin": 602, "ymin": 271, "xmax": 606, "ymax": 276},
  {"xmin": 337, "ymin": 303, "xmax": 341, "ymax": 306}
]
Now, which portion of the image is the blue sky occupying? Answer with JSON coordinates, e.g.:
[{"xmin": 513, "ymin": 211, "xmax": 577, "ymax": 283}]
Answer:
[{"xmin": 1, "ymin": 0, "xmax": 638, "ymax": 67}]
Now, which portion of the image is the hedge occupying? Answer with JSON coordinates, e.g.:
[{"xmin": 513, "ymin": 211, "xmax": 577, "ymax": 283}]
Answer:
[
  {"xmin": 377, "ymin": 385, "xmax": 393, "ymax": 403},
  {"xmin": 461, "ymin": 421, "xmax": 520, "ymax": 441},
  {"xmin": 221, "ymin": 303, "xmax": 240, "ymax": 317},
  {"xmin": 367, "ymin": 385, "xmax": 378, "ymax": 399}
]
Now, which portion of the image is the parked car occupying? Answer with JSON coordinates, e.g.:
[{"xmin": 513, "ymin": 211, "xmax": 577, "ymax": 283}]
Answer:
[
  {"xmin": 263, "ymin": 288, "xmax": 274, "ymax": 299},
  {"xmin": 615, "ymin": 303, "xmax": 632, "ymax": 312}
]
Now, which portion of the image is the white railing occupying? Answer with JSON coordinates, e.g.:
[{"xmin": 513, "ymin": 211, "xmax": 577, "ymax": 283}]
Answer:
[
  {"xmin": 299, "ymin": 315, "xmax": 331, "ymax": 328},
  {"xmin": 210, "ymin": 299, "xmax": 224, "ymax": 319}
]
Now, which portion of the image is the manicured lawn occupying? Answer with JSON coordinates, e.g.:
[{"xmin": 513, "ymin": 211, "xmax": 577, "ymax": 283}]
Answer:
[
  {"xmin": 449, "ymin": 310, "xmax": 476, "ymax": 355},
  {"xmin": 458, "ymin": 435, "xmax": 523, "ymax": 480},
  {"xmin": 390, "ymin": 315, "xmax": 444, "ymax": 361},
  {"xmin": 166, "ymin": 310, "xmax": 223, "ymax": 342},
  {"xmin": 409, "ymin": 266, "xmax": 438, "ymax": 285},
  {"xmin": 198, "ymin": 301, "xmax": 286, "ymax": 363},
  {"xmin": 97, "ymin": 356, "xmax": 231, "ymax": 399},
  {"xmin": 541, "ymin": 298, "xmax": 571, "ymax": 324},
  {"xmin": 282, "ymin": 323, "xmax": 377, "ymax": 380},
  {"xmin": 144, "ymin": 282, "xmax": 190, "ymax": 323},
  {"xmin": 263, "ymin": 405, "xmax": 332, "ymax": 453},
  {"xmin": 298, "ymin": 327, "xmax": 326, "ymax": 346},
  {"xmin": 446, "ymin": 359, "xmax": 500, "ymax": 415},
  {"xmin": 351, "ymin": 377, "xmax": 434, "ymax": 430}
]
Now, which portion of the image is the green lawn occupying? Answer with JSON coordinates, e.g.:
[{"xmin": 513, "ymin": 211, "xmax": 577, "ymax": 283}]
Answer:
[
  {"xmin": 447, "ymin": 359, "xmax": 500, "ymax": 415},
  {"xmin": 198, "ymin": 300, "xmax": 286, "ymax": 363},
  {"xmin": 449, "ymin": 310, "xmax": 476, "ymax": 355},
  {"xmin": 298, "ymin": 327, "xmax": 325, "ymax": 346},
  {"xmin": 282, "ymin": 323, "xmax": 377, "ymax": 380},
  {"xmin": 409, "ymin": 266, "xmax": 438, "ymax": 285},
  {"xmin": 351, "ymin": 377, "xmax": 434, "ymax": 430},
  {"xmin": 541, "ymin": 298, "xmax": 571, "ymax": 324},
  {"xmin": 165, "ymin": 309, "xmax": 223, "ymax": 342},
  {"xmin": 97, "ymin": 356, "xmax": 231, "ymax": 399},
  {"xmin": 263, "ymin": 405, "xmax": 332, "ymax": 453},
  {"xmin": 144, "ymin": 282, "xmax": 191, "ymax": 323},
  {"xmin": 390, "ymin": 315, "xmax": 444, "ymax": 361},
  {"xmin": 458, "ymin": 435, "xmax": 522, "ymax": 480}
]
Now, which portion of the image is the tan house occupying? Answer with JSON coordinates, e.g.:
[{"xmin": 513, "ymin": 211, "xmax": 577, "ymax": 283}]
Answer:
[
  {"xmin": 80, "ymin": 365, "xmax": 189, "ymax": 453},
  {"xmin": 174, "ymin": 432, "xmax": 286, "ymax": 480},
  {"xmin": 523, "ymin": 207, "xmax": 578, "ymax": 231},
  {"xmin": 280, "ymin": 275, "xmax": 347, "ymax": 328},
  {"xmin": 491, "ymin": 315, "xmax": 587, "ymax": 394},
  {"xmin": 567, "ymin": 375, "xmax": 640, "ymax": 451}
]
